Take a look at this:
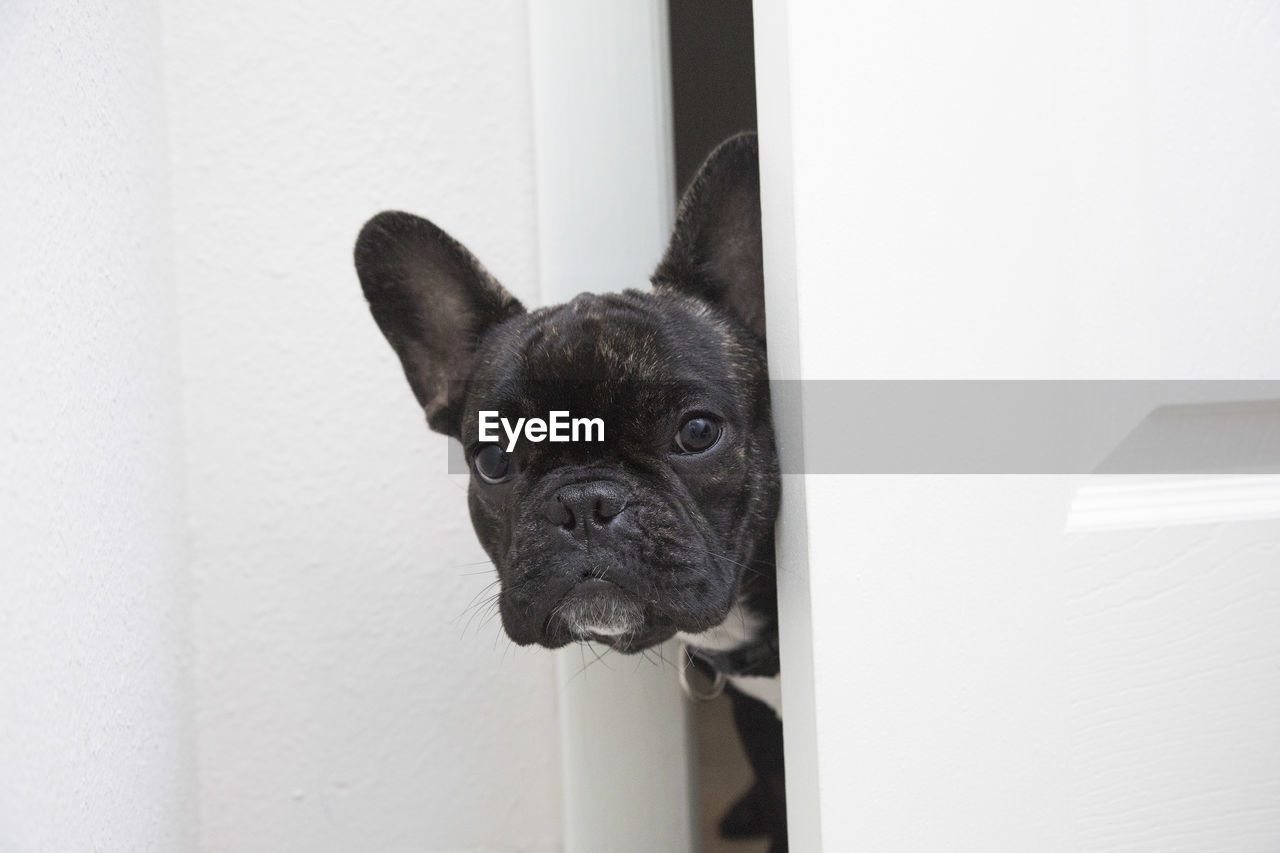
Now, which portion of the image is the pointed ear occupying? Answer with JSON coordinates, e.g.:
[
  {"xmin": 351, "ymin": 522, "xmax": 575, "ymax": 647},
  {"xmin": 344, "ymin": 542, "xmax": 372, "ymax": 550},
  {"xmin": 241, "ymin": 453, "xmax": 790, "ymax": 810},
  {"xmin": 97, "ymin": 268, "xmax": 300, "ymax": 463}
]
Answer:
[
  {"xmin": 354, "ymin": 210, "xmax": 524, "ymax": 436},
  {"xmin": 652, "ymin": 132, "xmax": 765, "ymax": 339}
]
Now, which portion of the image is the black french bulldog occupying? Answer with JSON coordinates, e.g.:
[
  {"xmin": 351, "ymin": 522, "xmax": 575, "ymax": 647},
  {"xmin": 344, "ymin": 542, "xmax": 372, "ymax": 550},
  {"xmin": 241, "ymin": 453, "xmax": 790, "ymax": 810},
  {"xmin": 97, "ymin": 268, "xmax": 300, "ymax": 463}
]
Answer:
[{"xmin": 354, "ymin": 133, "xmax": 786, "ymax": 851}]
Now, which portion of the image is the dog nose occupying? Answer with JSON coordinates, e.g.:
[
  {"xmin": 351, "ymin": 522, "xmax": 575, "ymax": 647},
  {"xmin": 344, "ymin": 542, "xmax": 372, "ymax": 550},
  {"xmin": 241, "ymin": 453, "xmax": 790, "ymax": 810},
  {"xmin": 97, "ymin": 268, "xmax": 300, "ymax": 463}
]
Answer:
[{"xmin": 546, "ymin": 481, "xmax": 627, "ymax": 540}]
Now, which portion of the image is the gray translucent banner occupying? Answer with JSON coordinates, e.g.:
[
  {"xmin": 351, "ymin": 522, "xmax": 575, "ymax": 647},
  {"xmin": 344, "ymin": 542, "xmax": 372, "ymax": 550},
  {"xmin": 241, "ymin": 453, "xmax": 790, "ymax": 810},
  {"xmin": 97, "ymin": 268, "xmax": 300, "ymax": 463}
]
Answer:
[{"xmin": 447, "ymin": 381, "xmax": 1280, "ymax": 475}]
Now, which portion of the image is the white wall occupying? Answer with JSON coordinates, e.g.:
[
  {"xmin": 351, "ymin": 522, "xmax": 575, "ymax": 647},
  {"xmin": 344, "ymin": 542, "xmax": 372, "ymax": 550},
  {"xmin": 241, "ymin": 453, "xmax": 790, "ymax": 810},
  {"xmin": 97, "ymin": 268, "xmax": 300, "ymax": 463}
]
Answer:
[
  {"xmin": 162, "ymin": 3, "xmax": 562, "ymax": 850},
  {"xmin": 0, "ymin": 1, "xmax": 195, "ymax": 849},
  {"xmin": 757, "ymin": 0, "xmax": 1280, "ymax": 849}
]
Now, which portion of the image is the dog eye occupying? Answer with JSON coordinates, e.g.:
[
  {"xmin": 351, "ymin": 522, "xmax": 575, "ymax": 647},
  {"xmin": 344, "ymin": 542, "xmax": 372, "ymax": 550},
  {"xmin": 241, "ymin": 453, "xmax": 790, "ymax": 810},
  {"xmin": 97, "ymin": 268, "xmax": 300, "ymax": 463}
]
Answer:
[
  {"xmin": 673, "ymin": 416, "xmax": 722, "ymax": 454},
  {"xmin": 473, "ymin": 444, "xmax": 513, "ymax": 483}
]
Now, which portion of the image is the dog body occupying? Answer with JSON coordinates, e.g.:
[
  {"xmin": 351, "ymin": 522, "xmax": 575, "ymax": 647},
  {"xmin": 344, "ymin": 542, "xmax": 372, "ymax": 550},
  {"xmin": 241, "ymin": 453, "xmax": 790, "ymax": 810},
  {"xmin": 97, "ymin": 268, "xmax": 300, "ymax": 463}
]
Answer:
[{"xmin": 355, "ymin": 133, "xmax": 785, "ymax": 850}]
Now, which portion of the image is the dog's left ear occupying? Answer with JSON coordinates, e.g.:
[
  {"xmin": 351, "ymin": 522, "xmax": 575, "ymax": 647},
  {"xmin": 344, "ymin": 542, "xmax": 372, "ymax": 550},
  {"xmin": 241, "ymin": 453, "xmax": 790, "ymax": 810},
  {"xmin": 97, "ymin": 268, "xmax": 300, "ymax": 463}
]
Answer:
[{"xmin": 652, "ymin": 132, "xmax": 765, "ymax": 339}]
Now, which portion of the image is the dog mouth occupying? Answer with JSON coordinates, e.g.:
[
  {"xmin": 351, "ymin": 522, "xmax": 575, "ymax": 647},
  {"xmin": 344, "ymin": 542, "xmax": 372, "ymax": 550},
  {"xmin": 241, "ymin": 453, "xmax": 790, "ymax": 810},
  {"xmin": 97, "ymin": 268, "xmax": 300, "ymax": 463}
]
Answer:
[
  {"xmin": 546, "ymin": 578, "xmax": 644, "ymax": 641},
  {"xmin": 540, "ymin": 578, "xmax": 678, "ymax": 651}
]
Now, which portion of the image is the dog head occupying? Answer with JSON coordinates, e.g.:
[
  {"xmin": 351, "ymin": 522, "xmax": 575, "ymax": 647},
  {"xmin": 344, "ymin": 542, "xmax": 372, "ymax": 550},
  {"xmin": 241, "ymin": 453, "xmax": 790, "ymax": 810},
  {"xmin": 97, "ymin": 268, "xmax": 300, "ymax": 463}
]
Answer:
[{"xmin": 354, "ymin": 133, "xmax": 778, "ymax": 652}]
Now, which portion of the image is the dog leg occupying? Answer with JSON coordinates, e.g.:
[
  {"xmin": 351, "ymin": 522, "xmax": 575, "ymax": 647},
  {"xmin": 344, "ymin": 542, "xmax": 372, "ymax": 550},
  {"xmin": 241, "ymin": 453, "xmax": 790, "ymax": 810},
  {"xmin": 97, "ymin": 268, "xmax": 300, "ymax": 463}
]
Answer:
[{"xmin": 724, "ymin": 684, "xmax": 787, "ymax": 850}]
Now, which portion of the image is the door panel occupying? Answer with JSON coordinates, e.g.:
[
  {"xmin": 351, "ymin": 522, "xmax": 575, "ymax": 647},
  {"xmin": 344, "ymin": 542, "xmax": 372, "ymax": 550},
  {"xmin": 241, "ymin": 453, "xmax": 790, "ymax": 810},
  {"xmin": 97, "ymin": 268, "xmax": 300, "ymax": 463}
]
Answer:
[{"xmin": 755, "ymin": 0, "xmax": 1280, "ymax": 848}]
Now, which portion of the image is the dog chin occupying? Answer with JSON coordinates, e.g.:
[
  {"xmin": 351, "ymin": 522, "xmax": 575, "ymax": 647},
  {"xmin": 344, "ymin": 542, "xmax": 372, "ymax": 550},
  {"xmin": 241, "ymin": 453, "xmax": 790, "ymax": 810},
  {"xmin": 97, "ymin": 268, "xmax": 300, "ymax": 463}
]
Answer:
[
  {"xmin": 580, "ymin": 623, "xmax": 678, "ymax": 653},
  {"xmin": 561, "ymin": 585, "xmax": 644, "ymax": 637},
  {"xmin": 534, "ymin": 579, "xmax": 679, "ymax": 652},
  {"xmin": 547, "ymin": 578, "xmax": 643, "ymax": 642}
]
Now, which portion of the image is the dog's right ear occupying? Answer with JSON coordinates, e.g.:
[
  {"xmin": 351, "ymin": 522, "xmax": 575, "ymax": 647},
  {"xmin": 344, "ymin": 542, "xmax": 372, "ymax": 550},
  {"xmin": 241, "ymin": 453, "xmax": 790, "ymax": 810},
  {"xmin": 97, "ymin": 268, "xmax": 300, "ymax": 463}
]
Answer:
[
  {"xmin": 354, "ymin": 211, "xmax": 524, "ymax": 437},
  {"xmin": 652, "ymin": 132, "xmax": 765, "ymax": 339}
]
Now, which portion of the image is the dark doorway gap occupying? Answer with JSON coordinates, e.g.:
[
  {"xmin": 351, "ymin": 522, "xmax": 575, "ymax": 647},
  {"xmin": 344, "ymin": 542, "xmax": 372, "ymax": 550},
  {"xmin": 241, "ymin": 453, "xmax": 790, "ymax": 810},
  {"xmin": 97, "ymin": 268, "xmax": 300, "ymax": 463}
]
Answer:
[
  {"xmin": 668, "ymin": 5, "xmax": 772, "ymax": 853},
  {"xmin": 668, "ymin": 0, "xmax": 759, "ymax": 196}
]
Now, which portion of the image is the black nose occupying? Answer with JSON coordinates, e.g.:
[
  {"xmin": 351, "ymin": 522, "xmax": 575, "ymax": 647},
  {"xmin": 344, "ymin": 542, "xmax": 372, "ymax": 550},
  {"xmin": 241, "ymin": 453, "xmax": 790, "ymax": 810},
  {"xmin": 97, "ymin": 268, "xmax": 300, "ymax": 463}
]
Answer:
[{"xmin": 545, "ymin": 480, "xmax": 628, "ymax": 541}]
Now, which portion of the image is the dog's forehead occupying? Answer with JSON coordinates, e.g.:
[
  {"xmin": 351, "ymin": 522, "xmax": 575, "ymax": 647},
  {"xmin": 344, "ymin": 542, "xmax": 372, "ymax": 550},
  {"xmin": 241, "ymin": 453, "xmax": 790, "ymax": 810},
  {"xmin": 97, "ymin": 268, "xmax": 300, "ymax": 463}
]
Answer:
[
  {"xmin": 462, "ymin": 290, "xmax": 756, "ymax": 434},
  {"xmin": 518, "ymin": 290, "xmax": 732, "ymax": 381},
  {"xmin": 532, "ymin": 292, "xmax": 657, "ymax": 372}
]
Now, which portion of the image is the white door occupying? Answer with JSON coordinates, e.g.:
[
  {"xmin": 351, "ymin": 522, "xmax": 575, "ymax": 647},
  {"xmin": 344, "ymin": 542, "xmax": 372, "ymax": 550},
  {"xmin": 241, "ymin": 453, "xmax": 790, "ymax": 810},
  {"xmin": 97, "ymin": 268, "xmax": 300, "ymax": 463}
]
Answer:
[{"xmin": 755, "ymin": 1, "xmax": 1280, "ymax": 849}]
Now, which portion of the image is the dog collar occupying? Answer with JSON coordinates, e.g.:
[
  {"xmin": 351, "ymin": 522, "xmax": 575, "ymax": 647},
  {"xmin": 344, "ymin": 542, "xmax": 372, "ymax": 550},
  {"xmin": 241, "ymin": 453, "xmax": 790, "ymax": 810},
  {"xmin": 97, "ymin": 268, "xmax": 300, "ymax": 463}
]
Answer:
[
  {"xmin": 686, "ymin": 630, "xmax": 780, "ymax": 678},
  {"xmin": 678, "ymin": 628, "xmax": 780, "ymax": 702}
]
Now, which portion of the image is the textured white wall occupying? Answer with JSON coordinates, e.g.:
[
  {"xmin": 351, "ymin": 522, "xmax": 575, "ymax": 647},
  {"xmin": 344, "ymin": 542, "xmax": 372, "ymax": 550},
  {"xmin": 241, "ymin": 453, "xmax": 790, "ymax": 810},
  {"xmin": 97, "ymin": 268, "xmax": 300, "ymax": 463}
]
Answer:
[
  {"xmin": 0, "ymin": 1, "xmax": 195, "ymax": 849},
  {"xmin": 161, "ymin": 3, "xmax": 562, "ymax": 850}
]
